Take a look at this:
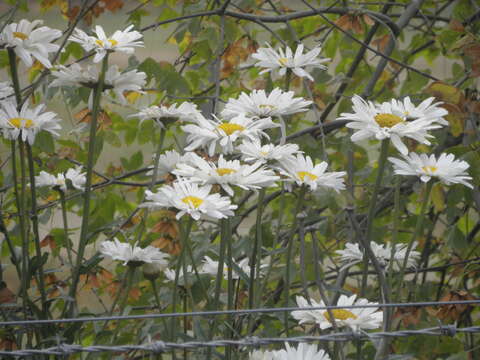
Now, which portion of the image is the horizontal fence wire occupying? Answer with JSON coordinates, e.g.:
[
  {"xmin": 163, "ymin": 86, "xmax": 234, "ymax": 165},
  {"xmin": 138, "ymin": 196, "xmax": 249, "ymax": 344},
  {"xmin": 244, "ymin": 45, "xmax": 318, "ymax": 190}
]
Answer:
[
  {"xmin": 1, "ymin": 326, "xmax": 479, "ymax": 357},
  {"xmin": 1, "ymin": 299, "xmax": 479, "ymax": 327}
]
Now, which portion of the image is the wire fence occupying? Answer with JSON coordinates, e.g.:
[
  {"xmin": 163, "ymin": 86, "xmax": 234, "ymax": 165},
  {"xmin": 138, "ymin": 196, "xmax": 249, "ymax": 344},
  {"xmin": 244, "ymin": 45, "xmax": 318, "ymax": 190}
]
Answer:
[
  {"xmin": 1, "ymin": 300, "xmax": 479, "ymax": 357},
  {"xmin": 1, "ymin": 326, "xmax": 480, "ymax": 357}
]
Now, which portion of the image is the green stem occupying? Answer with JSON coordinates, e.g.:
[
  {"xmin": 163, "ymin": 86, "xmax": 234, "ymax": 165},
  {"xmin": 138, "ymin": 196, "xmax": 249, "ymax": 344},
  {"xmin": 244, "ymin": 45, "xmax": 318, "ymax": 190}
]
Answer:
[
  {"xmin": 7, "ymin": 48, "xmax": 30, "ymax": 320},
  {"xmin": 249, "ymin": 189, "xmax": 265, "ymax": 310},
  {"xmin": 361, "ymin": 139, "xmax": 390, "ymax": 297},
  {"xmin": 224, "ymin": 217, "xmax": 233, "ymax": 360},
  {"xmin": 171, "ymin": 215, "xmax": 194, "ymax": 347},
  {"xmin": 150, "ymin": 279, "xmax": 162, "ymax": 310},
  {"xmin": 109, "ymin": 266, "xmax": 136, "ymax": 346},
  {"xmin": 135, "ymin": 127, "xmax": 167, "ymax": 243},
  {"xmin": 257, "ymin": 185, "xmax": 286, "ymax": 308},
  {"xmin": 387, "ymin": 177, "xmax": 402, "ymax": 283},
  {"xmin": 7, "ymin": 48, "xmax": 22, "ymax": 105},
  {"xmin": 66, "ymin": 54, "xmax": 109, "ymax": 317},
  {"xmin": 207, "ymin": 217, "xmax": 229, "ymax": 360},
  {"xmin": 395, "ymin": 181, "xmax": 433, "ymax": 300},
  {"xmin": 25, "ymin": 143, "xmax": 48, "ymax": 318},
  {"xmin": 18, "ymin": 141, "xmax": 30, "ymax": 316},
  {"xmin": 117, "ymin": 266, "xmax": 136, "ymax": 315},
  {"xmin": 362, "ymin": 139, "xmax": 393, "ymax": 360},
  {"xmin": 149, "ymin": 128, "xmax": 166, "ymax": 190},
  {"xmin": 58, "ymin": 190, "xmax": 74, "ymax": 267},
  {"xmin": 0, "ymin": 210, "xmax": 21, "ymax": 278},
  {"xmin": 284, "ymin": 185, "xmax": 307, "ymax": 336}
]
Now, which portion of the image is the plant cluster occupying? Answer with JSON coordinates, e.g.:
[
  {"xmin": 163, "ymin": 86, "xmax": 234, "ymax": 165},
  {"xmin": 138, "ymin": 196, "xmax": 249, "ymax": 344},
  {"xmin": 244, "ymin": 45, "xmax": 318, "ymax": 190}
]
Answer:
[{"xmin": 0, "ymin": 1, "xmax": 479, "ymax": 359}]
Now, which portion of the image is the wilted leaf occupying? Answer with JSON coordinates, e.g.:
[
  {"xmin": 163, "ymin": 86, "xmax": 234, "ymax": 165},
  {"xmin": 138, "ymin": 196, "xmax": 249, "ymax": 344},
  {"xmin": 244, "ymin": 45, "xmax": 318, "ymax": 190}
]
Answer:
[
  {"xmin": 372, "ymin": 34, "xmax": 390, "ymax": 52},
  {"xmin": 152, "ymin": 237, "xmax": 181, "ymax": 255},
  {"xmin": 101, "ymin": 0, "xmax": 123, "ymax": 12},
  {"xmin": 426, "ymin": 81, "xmax": 463, "ymax": 104},
  {"xmin": 428, "ymin": 291, "xmax": 477, "ymax": 322},
  {"xmin": 0, "ymin": 282, "xmax": 15, "ymax": 305},
  {"xmin": 442, "ymin": 103, "xmax": 465, "ymax": 137},
  {"xmin": 40, "ymin": 235, "xmax": 56, "ymax": 250},
  {"xmin": 431, "ymin": 183, "xmax": 445, "ymax": 212},
  {"xmin": 394, "ymin": 307, "xmax": 422, "ymax": 327}
]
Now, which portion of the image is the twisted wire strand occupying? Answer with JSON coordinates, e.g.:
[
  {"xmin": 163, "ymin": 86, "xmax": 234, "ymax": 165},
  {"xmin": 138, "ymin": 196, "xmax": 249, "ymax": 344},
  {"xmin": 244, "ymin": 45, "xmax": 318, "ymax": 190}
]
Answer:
[
  {"xmin": 1, "ymin": 299, "xmax": 479, "ymax": 327},
  {"xmin": 0, "ymin": 326, "xmax": 478, "ymax": 357}
]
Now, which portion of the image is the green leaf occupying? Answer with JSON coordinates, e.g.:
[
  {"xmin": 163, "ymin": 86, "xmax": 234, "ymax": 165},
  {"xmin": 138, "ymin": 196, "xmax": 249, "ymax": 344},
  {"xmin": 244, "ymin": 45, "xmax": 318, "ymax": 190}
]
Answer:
[
  {"xmin": 130, "ymin": 150, "xmax": 143, "ymax": 170},
  {"xmin": 34, "ymin": 132, "xmax": 55, "ymax": 154}
]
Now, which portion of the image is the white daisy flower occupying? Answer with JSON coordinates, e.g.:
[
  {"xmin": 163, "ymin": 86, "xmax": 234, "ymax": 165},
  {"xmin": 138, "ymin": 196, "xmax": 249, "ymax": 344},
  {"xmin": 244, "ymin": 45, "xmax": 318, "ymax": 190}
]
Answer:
[
  {"xmin": 251, "ymin": 43, "xmax": 329, "ymax": 81},
  {"xmin": 292, "ymin": 296, "xmax": 325, "ymax": 325},
  {"xmin": 140, "ymin": 179, "xmax": 237, "ymax": 220},
  {"xmin": 279, "ymin": 154, "xmax": 346, "ymax": 192},
  {"xmin": 339, "ymin": 95, "xmax": 446, "ymax": 155},
  {"xmin": 237, "ymin": 139, "xmax": 301, "ymax": 164},
  {"xmin": 70, "ymin": 24, "xmax": 143, "ymax": 63},
  {"xmin": 0, "ymin": 19, "xmax": 62, "ymax": 68},
  {"xmin": 100, "ymin": 239, "xmax": 169, "ymax": 266},
  {"xmin": 199, "ymin": 255, "xmax": 241, "ymax": 280},
  {"xmin": 0, "ymin": 101, "xmax": 61, "ymax": 144},
  {"xmin": 173, "ymin": 153, "xmax": 279, "ymax": 196},
  {"xmin": 336, "ymin": 242, "xmax": 420, "ymax": 270},
  {"xmin": 164, "ymin": 265, "xmax": 194, "ymax": 282},
  {"xmin": 249, "ymin": 349, "xmax": 274, "ymax": 360},
  {"xmin": 221, "ymin": 88, "xmax": 312, "ymax": 119},
  {"xmin": 130, "ymin": 102, "xmax": 202, "ymax": 127},
  {"xmin": 293, "ymin": 295, "xmax": 383, "ymax": 331},
  {"xmin": 146, "ymin": 150, "xmax": 186, "ymax": 177},
  {"xmin": 390, "ymin": 96, "xmax": 448, "ymax": 125},
  {"xmin": 199, "ymin": 256, "xmax": 267, "ymax": 280},
  {"xmin": 273, "ymin": 343, "xmax": 330, "ymax": 360},
  {"xmin": 388, "ymin": 242, "xmax": 421, "ymax": 270},
  {"xmin": 0, "ymin": 82, "xmax": 13, "ymax": 99},
  {"xmin": 182, "ymin": 114, "xmax": 278, "ymax": 156},
  {"xmin": 388, "ymin": 152, "xmax": 473, "ymax": 188},
  {"xmin": 35, "ymin": 166, "xmax": 86, "ymax": 192},
  {"xmin": 51, "ymin": 63, "xmax": 146, "ymax": 106}
]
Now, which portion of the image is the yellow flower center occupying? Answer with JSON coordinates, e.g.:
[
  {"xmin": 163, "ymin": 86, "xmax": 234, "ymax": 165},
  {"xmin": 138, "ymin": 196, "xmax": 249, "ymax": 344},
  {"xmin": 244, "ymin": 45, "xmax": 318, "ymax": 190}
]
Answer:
[
  {"xmin": 421, "ymin": 165, "xmax": 437, "ymax": 173},
  {"xmin": 95, "ymin": 39, "xmax": 118, "ymax": 47},
  {"xmin": 218, "ymin": 123, "xmax": 245, "ymax": 136},
  {"xmin": 9, "ymin": 117, "xmax": 34, "ymax": 128},
  {"xmin": 216, "ymin": 168, "xmax": 236, "ymax": 176},
  {"xmin": 259, "ymin": 104, "xmax": 275, "ymax": 110},
  {"xmin": 279, "ymin": 57, "xmax": 289, "ymax": 66},
  {"xmin": 324, "ymin": 309, "xmax": 358, "ymax": 323},
  {"xmin": 260, "ymin": 151, "xmax": 269, "ymax": 156},
  {"xmin": 181, "ymin": 196, "xmax": 204, "ymax": 208},
  {"xmin": 297, "ymin": 171, "xmax": 318, "ymax": 181},
  {"xmin": 374, "ymin": 113, "xmax": 404, "ymax": 128},
  {"xmin": 13, "ymin": 31, "xmax": 28, "ymax": 40}
]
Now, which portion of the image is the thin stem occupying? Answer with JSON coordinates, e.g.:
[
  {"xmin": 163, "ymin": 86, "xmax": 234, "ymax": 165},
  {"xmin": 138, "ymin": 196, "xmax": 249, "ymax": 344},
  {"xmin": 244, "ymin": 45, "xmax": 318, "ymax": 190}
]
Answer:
[
  {"xmin": 361, "ymin": 139, "xmax": 390, "ymax": 298},
  {"xmin": 361, "ymin": 139, "xmax": 393, "ymax": 360},
  {"xmin": 58, "ymin": 190, "xmax": 74, "ymax": 267},
  {"xmin": 395, "ymin": 181, "xmax": 433, "ymax": 300},
  {"xmin": 25, "ymin": 143, "xmax": 48, "ymax": 318},
  {"xmin": 7, "ymin": 48, "xmax": 22, "ymax": 105},
  {"xmin": 7, "ymin": 48, "xmax": 30, "ymax": 320},
  {"xmin": 284, "ymin": 185, "xmax": 307, "ymax": 336},
  {"xmin": 18, "ymin": 141, "xmax": 30, "ymax": 317},
  {"xmin": 249, "ymin": 189, "xmax": 265, "ymax": 310},
  {"xmin": 171, "ymin": 216, "xmax": 193, "ymax": 349},
  {"xmin": 135, "ymin": 127, "xmax": 167, "ymax": 243},
  {"xmin": 66, "ymin": 54, "xmax": 109, "ymax": 317},
  {"xmin": 225, "ymin": 217, "xmax": 233, "ymax": 360}
]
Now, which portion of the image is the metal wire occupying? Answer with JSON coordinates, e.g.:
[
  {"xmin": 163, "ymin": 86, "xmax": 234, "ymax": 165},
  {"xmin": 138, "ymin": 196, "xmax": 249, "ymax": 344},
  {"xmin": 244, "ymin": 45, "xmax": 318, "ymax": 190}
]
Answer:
[
  {"xmin": 1, "ymin": 299, "xmax": 479, "ymax": 327},
  {"xmin": 0, "ymin": 326, "xmax": 478, "ymax": 357}
]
